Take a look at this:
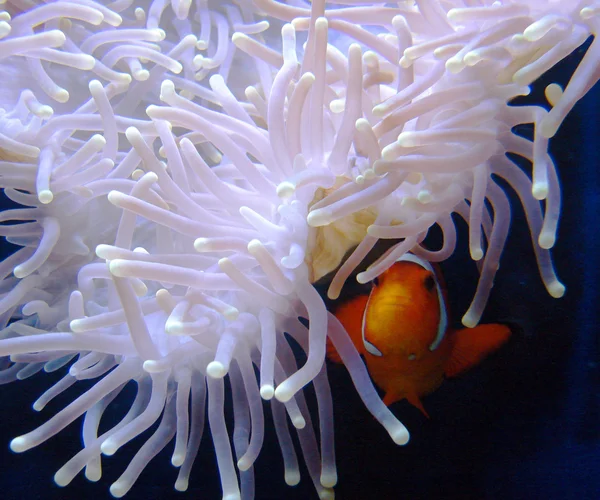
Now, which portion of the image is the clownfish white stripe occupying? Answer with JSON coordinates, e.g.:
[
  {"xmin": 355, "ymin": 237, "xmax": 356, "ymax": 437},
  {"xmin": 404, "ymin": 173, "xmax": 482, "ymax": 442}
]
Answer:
[{"xmin": 361, "ymin": 287, "xmax": 384, "ymax": 357}]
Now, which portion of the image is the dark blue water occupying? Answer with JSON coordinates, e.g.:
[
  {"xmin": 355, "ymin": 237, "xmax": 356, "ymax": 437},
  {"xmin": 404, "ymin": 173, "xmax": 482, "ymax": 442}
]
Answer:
[{"xmin": 0, "ymin": 48, "xmax": 598, "ymax": 500}]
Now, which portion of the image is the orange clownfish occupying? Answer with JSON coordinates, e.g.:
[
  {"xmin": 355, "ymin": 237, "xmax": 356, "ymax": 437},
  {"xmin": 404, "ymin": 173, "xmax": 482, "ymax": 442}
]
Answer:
[{"xmin": 327, "ymin": 253, "xmax": 512, "ymax": 417}]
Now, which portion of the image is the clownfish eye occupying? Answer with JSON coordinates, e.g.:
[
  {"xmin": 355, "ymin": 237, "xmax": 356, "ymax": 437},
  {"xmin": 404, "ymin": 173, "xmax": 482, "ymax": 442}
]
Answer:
[{"xmin": 423, "ymin": 274, "xmax": 436, "ymax": 292}]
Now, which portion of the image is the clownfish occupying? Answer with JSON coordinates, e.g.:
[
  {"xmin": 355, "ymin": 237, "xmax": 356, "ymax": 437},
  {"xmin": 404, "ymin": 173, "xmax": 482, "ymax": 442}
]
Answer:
[{"xmin": 327, "ymin": 253, "xmax": 512, "ymax": 417}]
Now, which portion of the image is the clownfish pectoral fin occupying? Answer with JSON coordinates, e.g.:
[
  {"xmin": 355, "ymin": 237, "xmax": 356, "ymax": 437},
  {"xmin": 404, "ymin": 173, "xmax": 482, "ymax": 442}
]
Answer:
[
  {"xmin": 327, "ymin": 295, "xmax": 369, "ymax": 364},
  {"xmin": 326, "ymin": 336, "xmax": 343, "ymax": 364},
  {"xmin": 445, "ymin": 323, "xmax": 512, "ymax": 379}
]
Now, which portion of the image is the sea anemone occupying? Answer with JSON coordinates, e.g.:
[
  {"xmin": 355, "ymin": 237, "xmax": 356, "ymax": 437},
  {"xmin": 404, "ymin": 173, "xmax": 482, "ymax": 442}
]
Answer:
[{"xmin": 0, "ymin": 1, "xmax": 597, "ymax": 499}]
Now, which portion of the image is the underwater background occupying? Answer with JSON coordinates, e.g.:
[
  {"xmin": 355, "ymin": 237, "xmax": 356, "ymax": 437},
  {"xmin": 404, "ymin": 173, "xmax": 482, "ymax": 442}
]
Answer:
[{"xmin": 0, "ymin": 41, "xmax": 598, "ymax": 500}]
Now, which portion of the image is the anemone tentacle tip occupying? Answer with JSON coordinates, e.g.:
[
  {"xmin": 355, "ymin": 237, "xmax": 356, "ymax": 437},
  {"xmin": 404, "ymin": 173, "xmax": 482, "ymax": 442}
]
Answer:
[
  {"xmin": 320, "ymin": 471, "xmax": 338, "ymax": 489},
  {"xmin": 109, "ymin": 481, "xmax": 127, "ymax": 498},
  {"xmin": 206, "ymin": 361, "xmax": 227, "ymax": 379},
  {"xmin": 100, "ymin": 440, "xmax": 118, "ymax": 457},
  {"xmin": 54, "ymin": 471, "xmax": 70, "ymax": 488},
  {"xmin": 319, "ymin": 488, "xmax": 335, "ymax": 500},
  {"xmin": 9, "ymin": 437, "xmax": 28, "ymax": 453},
  {"xmin": 260, "ymin": 384, "xmax": 275, "ymax": 400},
  {"xmin": 285, "ymin": 470, "xmax": 301, "ymax": 486},
  {"xmin": 274, "ymin": 382, "xmax": 293, "ymax": 403},
  {"xmin": 391, "ymin": 427, "xmax": 410, "ymax": 446},
  {"xmin": 549, "ymin": 282, "xmax": 566, "ymax": 299},
  {"xmin": 174, "ymin": 479, "xmax": 189, "ymax": 492}
]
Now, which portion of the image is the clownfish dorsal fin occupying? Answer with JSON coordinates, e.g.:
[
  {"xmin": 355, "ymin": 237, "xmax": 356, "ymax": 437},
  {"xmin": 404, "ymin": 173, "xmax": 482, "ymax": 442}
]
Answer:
[
  {"xmin": 445, "ymin": 323, "xmax": 512, "ymax": 378},
  {"xmin": 396, "ymin": 253, "xmax": 448, "ymax": 351}
]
